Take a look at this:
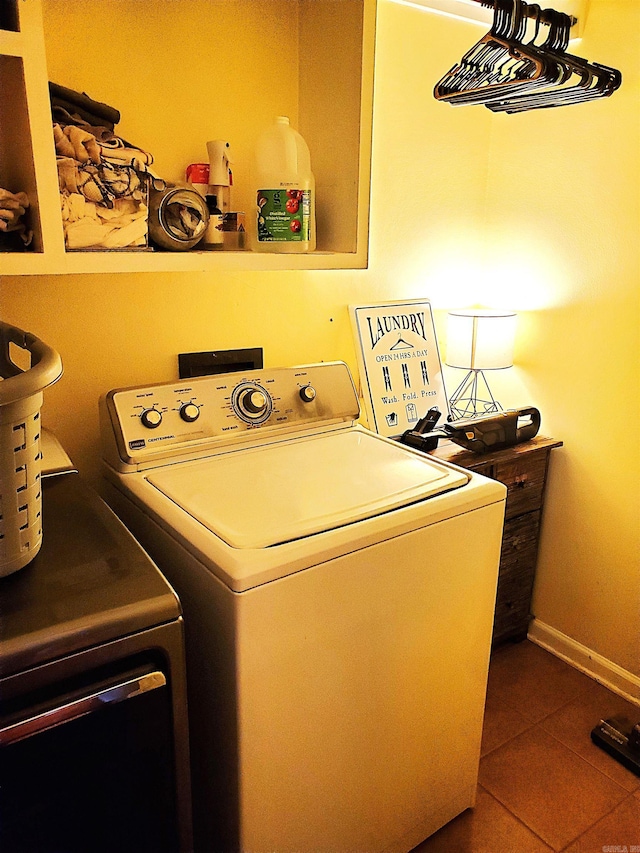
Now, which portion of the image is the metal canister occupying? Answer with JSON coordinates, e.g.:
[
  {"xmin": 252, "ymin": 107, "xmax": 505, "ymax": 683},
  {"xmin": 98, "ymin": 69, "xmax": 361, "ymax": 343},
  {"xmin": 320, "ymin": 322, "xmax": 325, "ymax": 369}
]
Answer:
[{"xmin": 148, "ymin": 184, "xmax": 209, "ymax": 251}]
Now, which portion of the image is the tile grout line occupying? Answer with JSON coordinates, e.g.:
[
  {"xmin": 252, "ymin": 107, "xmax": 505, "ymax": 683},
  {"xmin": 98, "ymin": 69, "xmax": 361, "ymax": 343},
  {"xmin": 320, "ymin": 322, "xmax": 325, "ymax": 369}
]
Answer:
[
  {"xmin": 476, "ymin": 783, "xmax": 557, "ymax": 852},
  {"xmin": 540, "ymin": 719, "xmax": 638, "ymax": 792},
  {"xmin": 479, "ymin": 710, "xmax": 632, "ymax": 851},
  {"xmin": 555, "ymin": 791, "xmax": 640, "ymax": 852},
  {"xmin": 480, "ymin": 717, "xmax": 536, "ymax": 759},
  {"xmin": 481, "ymin": 646, "xmax": 637, "ymax": 850},
  {"xmin": 480, "ymin": 682, "xmax": 596, "ymax": 758}
]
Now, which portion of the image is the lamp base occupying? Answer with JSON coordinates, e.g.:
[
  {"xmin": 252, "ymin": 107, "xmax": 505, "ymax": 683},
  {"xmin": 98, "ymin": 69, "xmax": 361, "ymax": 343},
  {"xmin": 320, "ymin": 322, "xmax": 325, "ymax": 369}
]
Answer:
[{"xmin": 448, "ymin": 369, "xmax": 503, "ymax": 421}]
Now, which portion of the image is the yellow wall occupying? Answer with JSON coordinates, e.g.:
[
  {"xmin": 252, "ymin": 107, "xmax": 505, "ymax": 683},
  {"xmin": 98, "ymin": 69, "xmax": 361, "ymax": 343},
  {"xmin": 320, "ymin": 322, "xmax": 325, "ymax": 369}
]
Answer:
[
  {"xmin": 483, "ymin": 0, "xmax": 640, "ymax": 681},
  {"xmin": 1, "ymin": 1, "xmax": 638, "ymax": 679}
]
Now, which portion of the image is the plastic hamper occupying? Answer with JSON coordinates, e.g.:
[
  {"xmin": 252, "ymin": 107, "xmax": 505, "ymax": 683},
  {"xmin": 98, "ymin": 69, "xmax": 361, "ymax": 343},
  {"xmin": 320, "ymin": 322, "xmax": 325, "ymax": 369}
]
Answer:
[{"xmin": 0, "ymin": 322, "xmax": 62, "ymax": 577}]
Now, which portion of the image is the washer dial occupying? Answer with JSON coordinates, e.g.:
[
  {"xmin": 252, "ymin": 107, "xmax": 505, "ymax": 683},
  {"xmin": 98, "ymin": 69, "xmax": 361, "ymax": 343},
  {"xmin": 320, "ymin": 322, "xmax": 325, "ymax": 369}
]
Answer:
[
  {"xmin": 299, "ymin": 384, "xmax": 316, "ymax": 403},
  {"xmin": 232, "ymin": 382, "xmax": 273, "ymax": 424},
  {"xmin": 141, "ymin": 407, "xmax": 163, "ymax": 429},
  {"xmin": 180, "ymin": 402, "xmax": 200, "ymax": 423}
]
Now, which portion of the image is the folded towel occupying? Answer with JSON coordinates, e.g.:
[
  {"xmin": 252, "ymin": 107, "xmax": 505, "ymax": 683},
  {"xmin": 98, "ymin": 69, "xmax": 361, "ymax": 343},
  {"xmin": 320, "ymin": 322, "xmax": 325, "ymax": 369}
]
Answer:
[
  {"xmin": 0, "ymin": 188, "xmax": 29, "ymax": 231},
  {"xmin": 101, "ymin": 145, "xmax": 154, "ymax": 171},
  {"xmin": 61, "ymin": 193, "xmax": 148, "ymax": 249},
  {"xmin": 52, "ymin": 106, "xmax": 131, "ymax": 146},
  {"xmin": 49, "ymin": 81, "xmax": 120, "ymax": 129},
  {"xmin": 53, "ymin": 124, "xmax": 101, "ymax": 163},
  {"xmin": 0, "ymin": 188, "xmax": 32, "ymax": 246},
  {"xmin": 59, "ymin": 160, "xmax": 145, "ymax": 207}
]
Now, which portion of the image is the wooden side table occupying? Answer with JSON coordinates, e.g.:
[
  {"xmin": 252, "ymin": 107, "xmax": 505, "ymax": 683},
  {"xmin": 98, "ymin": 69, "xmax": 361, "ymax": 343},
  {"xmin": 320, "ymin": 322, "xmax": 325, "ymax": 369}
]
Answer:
[{"xmin": 430, "ymin": 436, "xmax": 563, "ymax": 645}]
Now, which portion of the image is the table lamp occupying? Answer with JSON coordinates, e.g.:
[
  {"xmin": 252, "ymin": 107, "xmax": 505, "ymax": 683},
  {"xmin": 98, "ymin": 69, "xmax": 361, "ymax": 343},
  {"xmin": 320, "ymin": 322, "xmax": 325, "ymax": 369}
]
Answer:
[{"xmin": 445, "ymin": 309, "xmax": 517, "ymax": 420}]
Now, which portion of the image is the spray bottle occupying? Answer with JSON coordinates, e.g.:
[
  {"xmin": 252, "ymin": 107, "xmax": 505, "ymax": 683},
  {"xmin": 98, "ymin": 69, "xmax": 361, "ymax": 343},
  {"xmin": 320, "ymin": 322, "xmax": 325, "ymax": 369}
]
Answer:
[{"xmin": 206, "ymin": 140, "xmax": 233, "ymax": 213}]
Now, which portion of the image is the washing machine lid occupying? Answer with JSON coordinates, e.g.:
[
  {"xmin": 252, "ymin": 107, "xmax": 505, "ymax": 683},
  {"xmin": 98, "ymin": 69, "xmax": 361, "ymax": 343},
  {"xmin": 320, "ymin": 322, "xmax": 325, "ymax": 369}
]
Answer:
[{"xmin": 145, "ymin": 428, "xmax": 469, "ymax": 549}]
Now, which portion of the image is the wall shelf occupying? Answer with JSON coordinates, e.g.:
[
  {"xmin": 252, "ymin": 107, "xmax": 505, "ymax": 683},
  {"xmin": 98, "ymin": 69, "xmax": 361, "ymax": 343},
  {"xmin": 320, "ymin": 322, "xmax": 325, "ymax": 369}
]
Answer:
[
  {"xmin": 1, "ymin": 0, "xmax": 376, "ymax": 276},
  {"xmin": 1, "ymin": 247, "xmax": 370, "ymax": 277}
]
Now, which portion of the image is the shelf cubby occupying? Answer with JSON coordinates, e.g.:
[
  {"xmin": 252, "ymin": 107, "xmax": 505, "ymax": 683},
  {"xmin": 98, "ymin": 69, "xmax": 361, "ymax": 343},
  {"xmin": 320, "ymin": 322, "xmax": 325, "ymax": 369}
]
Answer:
[{"xmin": 1, "ymin": 0, "xmax": 376, "ymax": 275}]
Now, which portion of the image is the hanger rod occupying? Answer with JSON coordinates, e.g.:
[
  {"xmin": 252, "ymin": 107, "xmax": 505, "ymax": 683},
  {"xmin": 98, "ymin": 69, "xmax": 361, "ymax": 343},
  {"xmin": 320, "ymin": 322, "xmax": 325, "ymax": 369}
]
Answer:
[
  {"xmin": 389, "ymin": 0, "xmax": 581, "ymax": 33},
  {"xmin": 463, "ymin": 0, "xmax": 577, "ymax": 26}
]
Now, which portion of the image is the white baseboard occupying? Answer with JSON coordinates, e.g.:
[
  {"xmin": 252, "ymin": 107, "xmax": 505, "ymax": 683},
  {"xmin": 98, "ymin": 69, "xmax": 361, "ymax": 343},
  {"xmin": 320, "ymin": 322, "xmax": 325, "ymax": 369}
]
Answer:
[{"xmin": 528, "ymin": 619, "xmax": 640, "ymax": 707}]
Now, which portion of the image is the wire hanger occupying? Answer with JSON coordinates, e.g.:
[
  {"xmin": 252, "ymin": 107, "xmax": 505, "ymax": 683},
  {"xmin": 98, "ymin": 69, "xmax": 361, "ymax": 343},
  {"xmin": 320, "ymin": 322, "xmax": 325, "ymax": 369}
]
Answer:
[{"xmin": 433, "ymin": 1, "xmax": 622, "ymax": 112}]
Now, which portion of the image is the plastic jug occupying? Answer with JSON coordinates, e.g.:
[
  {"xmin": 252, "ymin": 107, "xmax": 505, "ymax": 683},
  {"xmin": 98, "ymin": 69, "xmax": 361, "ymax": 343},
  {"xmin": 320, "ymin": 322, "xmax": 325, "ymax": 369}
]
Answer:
[{"xmin": 253, "ymin": 116, "xmax": 316, "ymax": 253}]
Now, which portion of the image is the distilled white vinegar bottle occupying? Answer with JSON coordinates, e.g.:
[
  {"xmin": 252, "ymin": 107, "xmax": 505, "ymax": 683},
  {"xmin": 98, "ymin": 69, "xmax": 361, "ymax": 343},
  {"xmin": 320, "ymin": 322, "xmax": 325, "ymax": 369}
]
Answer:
[{"xmin": 252, "ymin": 116, "xmax": 316, "ymax": 253}]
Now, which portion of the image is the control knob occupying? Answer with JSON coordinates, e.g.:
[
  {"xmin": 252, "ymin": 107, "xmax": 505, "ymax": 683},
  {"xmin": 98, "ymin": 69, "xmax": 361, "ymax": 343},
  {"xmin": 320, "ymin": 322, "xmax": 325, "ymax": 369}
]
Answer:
[
  {"xmin": 180, "ymin": 402, "xmax": 200, "ymax": 423},
  {"xmin": 141, "ymin": 407, "xmax": 163, "ymax": 429},
  {"xmin": 241, "ymin": 389, "xmax": 268, "ymax": 415},
  {"xmin": 299, "ymin": 384, "xmax": 316, "ymax": 403}
]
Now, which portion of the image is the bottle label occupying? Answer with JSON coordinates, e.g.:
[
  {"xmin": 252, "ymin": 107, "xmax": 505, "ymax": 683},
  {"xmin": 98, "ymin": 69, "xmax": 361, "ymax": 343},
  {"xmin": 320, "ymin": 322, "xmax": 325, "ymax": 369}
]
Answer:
[
  {"xmin": 257, "ymin": 189, "xmax": 311, "ymax": 242},
  {"xmin": 204, "ymin": 214, "xmax": 224, "ymax": 245}
]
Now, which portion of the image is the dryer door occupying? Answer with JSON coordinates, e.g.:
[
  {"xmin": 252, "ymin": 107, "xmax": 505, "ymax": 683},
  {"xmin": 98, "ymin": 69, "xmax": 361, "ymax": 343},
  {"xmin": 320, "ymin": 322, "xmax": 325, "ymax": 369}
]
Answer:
[{"xmin": 145, "ymin": 427, "xmax": 468, "ymax": 548}]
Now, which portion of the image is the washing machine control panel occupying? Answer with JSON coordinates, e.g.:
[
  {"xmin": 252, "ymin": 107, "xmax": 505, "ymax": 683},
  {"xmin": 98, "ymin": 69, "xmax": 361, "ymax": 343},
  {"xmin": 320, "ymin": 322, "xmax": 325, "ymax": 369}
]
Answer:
[{"xmin": 102, "ymin": 362, "xmax": 360, "ymax": 469}]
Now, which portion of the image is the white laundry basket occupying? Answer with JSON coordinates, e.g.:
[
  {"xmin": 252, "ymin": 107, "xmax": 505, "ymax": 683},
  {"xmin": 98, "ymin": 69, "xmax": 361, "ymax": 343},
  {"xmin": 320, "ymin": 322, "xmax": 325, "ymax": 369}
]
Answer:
[{"xmin": 0, "ymin": 322, "xmax": 62, "ymax": 577}]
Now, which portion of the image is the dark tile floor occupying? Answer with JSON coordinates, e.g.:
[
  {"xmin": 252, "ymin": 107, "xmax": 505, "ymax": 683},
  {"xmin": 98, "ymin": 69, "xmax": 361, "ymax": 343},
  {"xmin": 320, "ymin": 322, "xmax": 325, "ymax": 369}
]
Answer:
[{"xmin": 413, "ymin": 640, "xmax": 640, "ymax": 853}]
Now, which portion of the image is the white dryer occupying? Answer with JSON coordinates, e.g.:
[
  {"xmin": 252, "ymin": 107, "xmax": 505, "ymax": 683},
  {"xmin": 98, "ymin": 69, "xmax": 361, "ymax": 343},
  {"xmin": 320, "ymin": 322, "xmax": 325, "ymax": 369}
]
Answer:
[{"xmin": 100, "ymin": 362, "xmax": 506, "ymax": 853}]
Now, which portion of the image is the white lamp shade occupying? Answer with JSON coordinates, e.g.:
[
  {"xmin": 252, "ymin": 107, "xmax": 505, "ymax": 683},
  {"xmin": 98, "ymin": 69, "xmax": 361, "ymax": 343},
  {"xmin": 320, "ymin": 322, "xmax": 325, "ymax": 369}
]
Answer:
[{"xmin": 446, "ymin": 310, "xmax": 517, "ymax": 370}]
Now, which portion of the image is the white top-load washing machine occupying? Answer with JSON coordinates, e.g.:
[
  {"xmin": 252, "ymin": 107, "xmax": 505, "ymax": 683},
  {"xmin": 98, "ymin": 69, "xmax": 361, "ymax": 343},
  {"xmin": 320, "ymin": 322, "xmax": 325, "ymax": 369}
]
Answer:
[{"xmin": 100, "ymin": 362, "xmax": 506, "ymax": 853}]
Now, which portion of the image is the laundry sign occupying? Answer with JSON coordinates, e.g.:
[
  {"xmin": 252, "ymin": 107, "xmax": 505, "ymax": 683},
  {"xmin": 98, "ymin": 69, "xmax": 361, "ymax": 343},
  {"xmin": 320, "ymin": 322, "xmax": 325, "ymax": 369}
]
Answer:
[{"xmin": 350, "ymin": 299, "xmax": 449, "ymax": 437}]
